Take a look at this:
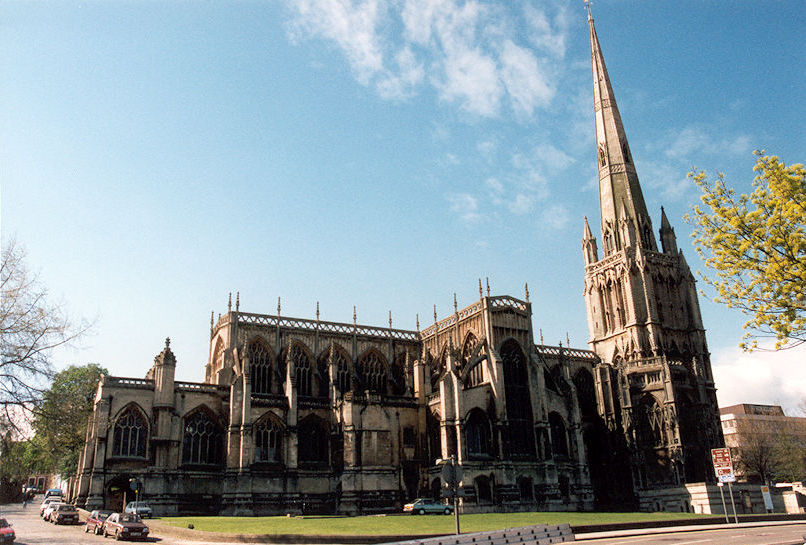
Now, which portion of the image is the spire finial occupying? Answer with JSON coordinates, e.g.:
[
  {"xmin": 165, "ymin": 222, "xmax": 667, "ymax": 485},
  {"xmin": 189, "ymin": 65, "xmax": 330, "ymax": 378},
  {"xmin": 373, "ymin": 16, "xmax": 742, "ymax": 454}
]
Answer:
[
  {"xmin": 389, "ymin": 310, "xmax": 393, "ymax": 329},
  {"xmin": 566, "ymin": 331, "xmax": 571, "ymax": 347},
  {"xmin": 277, "ymin": 296, "xmax": 281, "ymax": 316},
  {"xmin": 228, "ymin": 292, "xmax": 232, "ymax": 312},
  {"xmin": 585, "ymin": 0, "xmax": 592, "ymax": 21},
  {"xmin": 478, "ymin": 278, "xmax": 483, "ymax": 298},
  {"xmin": 165, "ymin": 337, "xmax": 171, "ymax": 348},
  {"xmin": 453, "ymin": 293, "xmax": 458, "ymax": 313},
  {"xmin": 236, "ymin": 291, "xmax": 240, "ymax": 312},
  {"xmin": 210, "ymin": 311, "xmax": 214, "ymax": 329},
  {"xmin": 416, "ymin": 313, "xmax": 420, "ymax": 330},
  {"xmin": 540, "ymin": 328, "xmax": 544, "ymax": 344},
  {"xmin": 433, "ymin": 304, "xmax": 438, "ymax": 323},
  {"xmin": 353, "ymin": 305, "xmax": 357, "ymax": 325},
  {"xmin": 486, "ymin": 277, "xmax": 490, "ymax": 296},
  {"xmin": 525, "ymin": 283, "xmax": 530, "ymax": 302},
  {"xmin": 316, "ymin": 301, "xmax": 320, "ymax": 322}
]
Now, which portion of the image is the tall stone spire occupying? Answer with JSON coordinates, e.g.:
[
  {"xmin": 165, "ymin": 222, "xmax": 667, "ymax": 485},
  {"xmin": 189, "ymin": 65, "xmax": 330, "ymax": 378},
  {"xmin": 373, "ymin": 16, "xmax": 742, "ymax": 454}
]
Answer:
[{"xmin": 589, "ymin": 10, "xmax": 656, "ymax": 255}]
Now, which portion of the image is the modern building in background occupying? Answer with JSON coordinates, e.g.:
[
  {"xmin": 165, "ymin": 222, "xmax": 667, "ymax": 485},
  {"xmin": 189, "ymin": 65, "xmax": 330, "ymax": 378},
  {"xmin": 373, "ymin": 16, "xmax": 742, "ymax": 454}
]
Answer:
[
  {"xmin": 73, "ymin": 11, "xmax": 723, "ymax": 516},
  {"xmin": 721, "ymin": 404, "xmax": 806, "ymax": 482}
]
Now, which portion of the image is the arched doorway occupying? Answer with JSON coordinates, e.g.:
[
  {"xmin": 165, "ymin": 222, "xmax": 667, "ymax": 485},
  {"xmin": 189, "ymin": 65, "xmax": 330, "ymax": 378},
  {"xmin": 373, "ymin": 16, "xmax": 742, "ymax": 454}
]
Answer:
[{"xmin": 105, "ymin": 474, "xmax": 134, "ymax": 512}]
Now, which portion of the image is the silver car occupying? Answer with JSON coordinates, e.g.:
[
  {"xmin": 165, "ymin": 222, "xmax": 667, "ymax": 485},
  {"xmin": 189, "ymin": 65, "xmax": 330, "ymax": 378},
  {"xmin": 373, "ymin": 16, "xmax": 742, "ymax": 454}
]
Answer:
[{"xmin": 124, "ymin": 501, "xmax": 153, "ymax": 518}]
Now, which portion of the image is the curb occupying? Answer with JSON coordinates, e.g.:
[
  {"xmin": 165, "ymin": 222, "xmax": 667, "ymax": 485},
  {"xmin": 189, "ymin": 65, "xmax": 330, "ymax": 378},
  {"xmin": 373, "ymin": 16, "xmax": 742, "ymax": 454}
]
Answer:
[{"xmin": 144, "ymin": 514, "xmax": 806, "ymax": 544}]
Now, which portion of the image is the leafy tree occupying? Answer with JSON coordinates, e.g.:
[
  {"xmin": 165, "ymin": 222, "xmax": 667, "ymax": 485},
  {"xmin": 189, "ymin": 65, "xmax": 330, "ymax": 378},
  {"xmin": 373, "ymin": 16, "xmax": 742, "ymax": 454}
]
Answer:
[
  {"xmin": 686, "ymin": 152, "xmax": 806, "ymax": 349},
  {"xmin": 34, "ymin": 363, "xmax": 107, "ymax": 478},
  {"xmin": 771, "ymin": 433, "xmax": 806, "ymax": 483},
  {"xmin": 1, "ymin": 239, "xmax": 89, "ymax": 425},
  {"xmin": 0, "ymin": 418, "xmax": 49, "ymax": 501},
  {"xmin": 732, "ymin": 420, "xmax": 776, "ymax": 484}
]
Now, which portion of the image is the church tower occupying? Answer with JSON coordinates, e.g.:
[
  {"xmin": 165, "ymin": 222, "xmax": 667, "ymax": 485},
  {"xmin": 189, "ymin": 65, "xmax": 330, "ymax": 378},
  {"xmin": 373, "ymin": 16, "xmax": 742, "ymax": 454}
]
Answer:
[{"xmin": 582, "ymin": 9, "xmax": 722, "ymax": 489}]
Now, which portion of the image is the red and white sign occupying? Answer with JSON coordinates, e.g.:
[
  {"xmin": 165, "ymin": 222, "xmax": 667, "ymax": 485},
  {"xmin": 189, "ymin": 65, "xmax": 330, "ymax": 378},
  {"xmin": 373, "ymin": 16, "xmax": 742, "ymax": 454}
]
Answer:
[{"xmin": 711, "ymin": 448, "xmax": 736, "ymax": 483}]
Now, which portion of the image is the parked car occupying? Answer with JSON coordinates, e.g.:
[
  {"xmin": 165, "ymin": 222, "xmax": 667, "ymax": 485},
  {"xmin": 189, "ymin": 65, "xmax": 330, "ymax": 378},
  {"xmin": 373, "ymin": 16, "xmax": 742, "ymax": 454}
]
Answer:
[
  {"xmin": 48, "ymin": 503, "xmax": 79, "ymax": 525},
  {"xmin": 403, "ymin": 498, "xmax": 453, "ymax": 515},
  {"xmin": 0, "ymin": 518, "xmax": 15, "ymax": 544},
  {"xmin": 40, "ymin": 499, "xmax": 62, "ymax": 518},
  {"xmin": 102, "ymin": 513, "xmax": 149, "ymax": 541},
  {"xmin": 123, "ymin": 501, "xmax": 152, "ymax": 518},
  {"xmin": 44, "ymin": 488, "xmax": 63, "ymax": 498},
  {"xmin": 85, "ymin": 510, "xmax": 114, "ymax": 535}
]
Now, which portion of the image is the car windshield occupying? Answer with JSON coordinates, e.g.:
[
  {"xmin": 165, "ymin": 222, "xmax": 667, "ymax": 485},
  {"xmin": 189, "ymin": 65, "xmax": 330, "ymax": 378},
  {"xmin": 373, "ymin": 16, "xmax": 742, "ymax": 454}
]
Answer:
[
  {"xmin": 97, "ymin": 512, "xmax": 112, "ymax": 519},
  {"xmin": 58, "ymin": 505, "xmax": 77, "ymax": 511},
  {"xmin": 0, "ymin": 519, "xmax": 8, "ymax": 528},
  {"xmin": 121, "ymin": 514, "xmax": 141, "ymax": 523}
]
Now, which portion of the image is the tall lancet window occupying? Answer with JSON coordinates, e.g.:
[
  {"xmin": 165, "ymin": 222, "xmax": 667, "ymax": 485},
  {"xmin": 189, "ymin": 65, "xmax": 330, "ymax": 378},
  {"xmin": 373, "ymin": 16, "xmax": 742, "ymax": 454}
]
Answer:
[
  {"xmin": 182, "ymin": 410, "xmax": 223, "ymax": 466},
  {"xmin": 112, "ymin": 407, "xmax": 148, "ymax": 458},
  {"xmin": 249, "ymin": 340, "xmax": 273, "ymax": 395},
  {"xmin": 290, "ymin": 344, "xmax": 312, "ymax": 397},
  {"xmin": 254, "ymin": 416, "xmax": 283, "ymax": 463}
]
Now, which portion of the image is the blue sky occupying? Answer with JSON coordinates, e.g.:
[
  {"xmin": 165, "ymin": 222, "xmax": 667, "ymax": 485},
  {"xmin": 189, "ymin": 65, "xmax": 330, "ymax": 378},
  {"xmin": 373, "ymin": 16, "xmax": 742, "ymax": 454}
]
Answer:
[{"xmin": 2, "ymin": 1, "xmax": 804, "ymax": 410}]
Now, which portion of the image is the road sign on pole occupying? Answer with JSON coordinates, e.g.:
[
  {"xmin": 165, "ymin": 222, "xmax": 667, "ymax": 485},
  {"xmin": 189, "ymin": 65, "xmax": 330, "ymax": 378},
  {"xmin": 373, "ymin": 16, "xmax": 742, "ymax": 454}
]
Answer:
[{"xmin": 711, "ymin": 448, "xmax": 738, "ymax": 522}]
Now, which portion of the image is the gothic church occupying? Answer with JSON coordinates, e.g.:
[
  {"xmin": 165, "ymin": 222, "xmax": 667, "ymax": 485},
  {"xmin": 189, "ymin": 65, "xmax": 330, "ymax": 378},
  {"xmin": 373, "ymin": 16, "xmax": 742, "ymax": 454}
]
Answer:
[{"xmin": 74, "ymin": 12, "xmax": 723, "ymax": 516}]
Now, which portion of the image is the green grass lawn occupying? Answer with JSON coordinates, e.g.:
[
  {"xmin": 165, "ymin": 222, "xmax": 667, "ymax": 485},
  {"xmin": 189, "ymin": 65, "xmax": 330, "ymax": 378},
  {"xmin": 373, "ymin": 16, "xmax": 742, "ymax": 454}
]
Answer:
[{"xmin": 157, "ymin": 511, "xmax": 719, "ymax": 535}]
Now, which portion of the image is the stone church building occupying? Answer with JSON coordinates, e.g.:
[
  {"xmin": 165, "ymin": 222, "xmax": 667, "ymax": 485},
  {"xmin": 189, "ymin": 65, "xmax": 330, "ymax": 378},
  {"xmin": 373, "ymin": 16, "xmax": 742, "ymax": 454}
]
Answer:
[{"xmin": 74, "ymin": 12, "xmax": 723, "ymax": 516}]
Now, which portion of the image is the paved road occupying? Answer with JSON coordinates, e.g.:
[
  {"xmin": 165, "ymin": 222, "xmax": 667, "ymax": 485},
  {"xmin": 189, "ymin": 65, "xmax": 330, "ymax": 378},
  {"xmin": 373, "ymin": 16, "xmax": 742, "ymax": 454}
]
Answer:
[{"xmin": 0, "ymin": 504, "xmax": 230, "ymax": 545}]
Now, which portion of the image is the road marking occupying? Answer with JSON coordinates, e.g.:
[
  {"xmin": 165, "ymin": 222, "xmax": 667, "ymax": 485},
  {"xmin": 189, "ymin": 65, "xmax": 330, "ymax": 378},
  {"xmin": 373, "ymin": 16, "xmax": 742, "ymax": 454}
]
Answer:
[{"xmin": 671, "ymin": 540, "xmax": 711, "ymax": 545}]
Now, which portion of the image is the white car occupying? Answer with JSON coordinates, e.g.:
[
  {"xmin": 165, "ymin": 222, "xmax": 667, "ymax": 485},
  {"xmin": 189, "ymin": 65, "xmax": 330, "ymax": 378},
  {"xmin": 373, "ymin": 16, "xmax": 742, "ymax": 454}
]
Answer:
[
  {"xmin": 41, "ymin": 501, "xmax": 64, "ymax": 520},
  {"xmin": 38, "ymin": 497, "xmax": 61, "ymax": 517}
]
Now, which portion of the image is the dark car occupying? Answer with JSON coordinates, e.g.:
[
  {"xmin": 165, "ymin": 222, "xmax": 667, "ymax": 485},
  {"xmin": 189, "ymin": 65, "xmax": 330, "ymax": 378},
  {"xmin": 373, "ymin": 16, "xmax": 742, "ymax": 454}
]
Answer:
[
  {"xmin": 0, "ymin": 518, "xmax": 14, "ymax": 544},
  {"xmin": 102, "ymin": 513, "xmax": 149, "ymax": 541},
  {"xmin": 85, "ymin": 510, "xmax": 114, "ymax": 534},
  {"xmin": 48, "ymin": 503, "xmax": 79, "ymax": 525},
  {"xmin": 403, "ymin": 498, "xmax": 453, "ymax": 515}
]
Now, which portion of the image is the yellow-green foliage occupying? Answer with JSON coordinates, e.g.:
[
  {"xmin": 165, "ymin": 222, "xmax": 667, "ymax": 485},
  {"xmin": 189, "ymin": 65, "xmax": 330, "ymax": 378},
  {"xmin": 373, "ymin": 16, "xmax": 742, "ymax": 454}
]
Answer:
[{"xmin": 686, "ymin": 151, "xmax": 806, "ymax": 350}]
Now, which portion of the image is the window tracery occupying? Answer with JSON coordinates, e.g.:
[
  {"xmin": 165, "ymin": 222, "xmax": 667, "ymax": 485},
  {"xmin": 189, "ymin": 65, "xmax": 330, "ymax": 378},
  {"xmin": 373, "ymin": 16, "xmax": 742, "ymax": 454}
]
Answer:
[
  {"xmin": 249, "ymin": 340, "xmax": 273, "ymax": 395},
  {"xmin": 290, "ymin": 343, "xmax": 312, "ymax": 397},
  {"xmin": 254, "ymin": 416, "xmax": 283, "ymax": 463},
  {"xmin": 112, "ymin": 406, "xmax": 148, "ymax": 458},
  {"xmin": 358, "ymin": 350, "xmax": 387, "ymax": 393},
  {"xmin": 182, "ymin": 410, "xmax": 223, "ymax": 466}
]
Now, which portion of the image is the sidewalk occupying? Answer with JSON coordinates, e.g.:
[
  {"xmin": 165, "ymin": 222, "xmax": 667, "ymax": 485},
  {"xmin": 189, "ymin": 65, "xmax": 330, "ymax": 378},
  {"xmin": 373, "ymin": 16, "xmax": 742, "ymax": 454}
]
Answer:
[{"xmin": 574, "ymin": 518, "xmax": 806, "ymax": 541}]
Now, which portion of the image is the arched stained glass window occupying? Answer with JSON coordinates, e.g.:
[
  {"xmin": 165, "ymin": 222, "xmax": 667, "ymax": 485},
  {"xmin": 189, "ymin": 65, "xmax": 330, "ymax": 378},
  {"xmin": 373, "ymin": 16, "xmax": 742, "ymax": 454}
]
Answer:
[
  {"xmin": 182, "ymin": 410, "xmax": 223, "ymax": 466},
  {"xmin": 465, "ymin": 409, "xmax": 493, "ymax": 457},
  {"xmin": 358, "ymin": 350, "xmax": 387, "ymax": 393},
  {"xmin": 500, "ymin": 339, "xmax": 535, "ymax": 456},
  {"xmin": 460, "ymin": 333, "xmax": 479, "ymax": 370},
  {"xmin": 291, "ymin": 344, "xmax": 312, "ymax": 397},
  {"xmin": 574, "ymin": 369, "xmax": 598, "ymax": 420},
  {"xmin": 112, "ymin": 407, "xmax": 148, "ymax": 458},
  {"xmin": 254, "ymin": 417, "xmax": 283, "ymax": 463},
  {"xmin": 549, "ymin": 412, "xmax": 568, "ymax": 458},
  {"xmin": 335, "ymin": 349, "xmax": 351, "ymax": 396},
  {"xmin": 249, "ymin": 340, "xmax": 273, "ymax": 395}
]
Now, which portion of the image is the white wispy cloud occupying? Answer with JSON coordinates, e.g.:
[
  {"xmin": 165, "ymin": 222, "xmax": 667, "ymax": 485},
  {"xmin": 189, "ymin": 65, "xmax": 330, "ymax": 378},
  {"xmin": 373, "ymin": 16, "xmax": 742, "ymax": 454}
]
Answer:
[
  {"xmin": 712, "ymin": 343, "xmax": 806, "ymax": 414},
  {"xmin": 284, "ymin": 0, "xmax": 569, "ymax": 118},
  {"xmin": 509, "ymin": 193, "xmax": 534, "ymax": 214},
  {"xmin": 540, "ymin": 204, "xmax": 570, "ymax": 229},
  {"xmin": 287, "ymin": 0, "xmax": 385, "ymax": 85},
  {"xmin": 665, "ymin": 126, "xmax": 751, "ymax": 161},
  {"xmin": 447, "ymin": 192, "xmax": 481, "ymax": 222}
]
